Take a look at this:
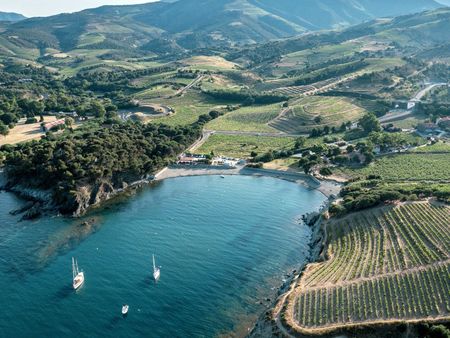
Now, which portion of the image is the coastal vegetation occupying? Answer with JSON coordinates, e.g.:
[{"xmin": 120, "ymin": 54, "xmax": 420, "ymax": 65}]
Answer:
[{"xmin": 3, "ymin": 122, "xmax": 201, "ymax": 214}]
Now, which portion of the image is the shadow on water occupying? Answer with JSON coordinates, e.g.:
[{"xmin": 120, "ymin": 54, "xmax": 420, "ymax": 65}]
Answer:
[
  {"xmin": 105, "ymin": 316, "xmax": 123, "ymax": 330},
  {"xmin": 2, "ymin": 216, "xmax": 104, "ymax": 278},
  {"xmin": 53, "ymin": 284, "xmax": 73, "ymax": 301},
  {"xmin": 138, "ymin": 275, "xmax": 156, "ymax": 288}
]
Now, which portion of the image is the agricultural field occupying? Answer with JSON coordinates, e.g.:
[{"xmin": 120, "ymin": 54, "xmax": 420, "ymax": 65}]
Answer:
[
  {"xmin": 272, "ymin": 40, "xmax": 364, "ymax": 76},
  {"xmin": 196, "ymin": 134, "xmax": 295, "ymax": 158},
  {"xmin": 412, "ymin": 141, "xmax": 450, "ymax": 153},
  {"xmin": 338, "ymin": 153, "xmax": 450, "ymax": 182},
  {"xmin": 134, "ymin": 85, "xmax": 179, "ymax": 100},
  {"xmin": 199, "ymin": 74, "xmax": 243, "ymax": 92},
  {"xmin": 151, "ymin": 93, "xmax": 226, "ymax": 126},
  {"xmin": 270, "ymin": 96, "xmax": 367, "ymax": 134},
  {"xmin": 205, "ymin": 104, "xmax": 281, "ymax": 133},
  {"xmin": 289, "ymin": 202, "xmax": 450, "ymax": 333},
  {"xmin": 181, "ymin": 56, "xmax": 239, "ymax": 71}
]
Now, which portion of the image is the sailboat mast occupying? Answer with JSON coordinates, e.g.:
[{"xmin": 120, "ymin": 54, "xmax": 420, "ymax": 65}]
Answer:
[
  {"xmin": 72, "ymin": 257, "xmax": 76, "ymax": 279},
  {"xmin": 153, "ymin": 254, "xmax": 156, "ymax": 271}
]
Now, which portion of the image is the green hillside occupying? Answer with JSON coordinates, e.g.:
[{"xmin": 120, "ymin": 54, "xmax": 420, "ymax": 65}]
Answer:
[{"xmin": 0, "ymin": 0, "xmax": 442, "ymax": 62}]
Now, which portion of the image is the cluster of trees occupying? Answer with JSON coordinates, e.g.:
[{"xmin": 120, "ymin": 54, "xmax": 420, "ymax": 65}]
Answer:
[
  {"xmin": 3, "ymin": 122, "xmax": 201, "ymax": 214},
  {"xmin": 330, "ymin": 178, "xmax": 450, "ymax": 216},
  {"xmin": 196, "ymin": 110, "xmax": 225, "ymax": 125},
  {"xmin": 417, "ymin": 323, "xmax": 450, "ymax": 338},
  {"xmin": 0, "ymin": 63, "xmax": 131, "ymax": 135},
  {"xmin": 203, "ymin": 89, "xmax": 288, "ymax": 106},
  {"xmin": 418, "ymin": 102, "xmax": 450, "ymax": 119},
  {"xmin": 309, "ymin": 121, "xmax": 351, "ymax": 137}
]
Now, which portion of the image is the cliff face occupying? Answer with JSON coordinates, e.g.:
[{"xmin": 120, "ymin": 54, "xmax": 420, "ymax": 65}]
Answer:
[
  {"xmin": 72, "ymin": 181, "xmax": 115, "ymax": 217},
  {"xmin": 3, "ymin": 175, "xmax": 148, "ymax": 218}
]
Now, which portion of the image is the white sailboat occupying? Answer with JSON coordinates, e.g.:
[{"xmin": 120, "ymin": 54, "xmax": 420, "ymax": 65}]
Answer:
[
  {"xmin": 152, "ymin": 254, "xmax": 160, "ymax": 281},
  {"xmin": 122, "ymin": 304, "xmax": 129, "ymax": 316},
  {"xmin": 72, "ymin": 257, "xmax": 85, "ymax": 290}
]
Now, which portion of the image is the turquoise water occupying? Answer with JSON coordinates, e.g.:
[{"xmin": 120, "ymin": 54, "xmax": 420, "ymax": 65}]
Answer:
[{"xmin": 0, "ymin": 175, "xmax": 325, "ymax": 337}]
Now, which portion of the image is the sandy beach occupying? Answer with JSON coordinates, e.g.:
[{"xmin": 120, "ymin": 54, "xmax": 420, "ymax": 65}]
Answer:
[{"xmin": 155, "ymin": 165, "xmax": 342, "ymax": 198}]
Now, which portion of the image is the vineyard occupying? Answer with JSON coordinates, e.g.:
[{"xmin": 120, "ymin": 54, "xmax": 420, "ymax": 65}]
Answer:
[
  {"xmin": 339, "ymin": 153, "xmax": 450, "ymax": 182},
  {"xmin": 205, "ymin": 103, "xmax": 280, "ymax": 132},
  {"xmin": 270, "ymin": 96, "xmax": 366, "ymax": 134},
  {"xmin": 287, "ymin": 202, "xmax": 450, "ymax": 333},
  {"xmin": 273, "ymin": 85, "xmax": 316, "ymax": 96}
]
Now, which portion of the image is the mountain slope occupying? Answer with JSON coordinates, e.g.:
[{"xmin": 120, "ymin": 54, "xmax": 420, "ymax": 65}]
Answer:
[
  {"xmin": 229, "ymin": 7, "xmax": 450, "ymax": 69},
  {"xmin": 0, "ymin": 0, "xmax": 443, "ymax": 59},
  {"xmin": 0, "ymin": 12, "xmax": 26, "ymax": 22}
]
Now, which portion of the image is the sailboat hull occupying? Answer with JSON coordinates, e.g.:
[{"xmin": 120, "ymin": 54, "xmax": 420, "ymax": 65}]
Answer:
[
  {"xmin": 73, "ymin": 272, "xmax": 85, "ymax": 290},
  {"xmin": 153, "ymin": 269, "xmax": 160, "ymax": 281}
]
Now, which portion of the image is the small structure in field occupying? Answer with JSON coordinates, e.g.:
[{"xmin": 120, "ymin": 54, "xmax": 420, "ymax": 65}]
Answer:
[
  {"xmin": 43, "ymin": 119, "xmax": 65, "ymax": 132},
  {"xmin": 211, "ymin": 157, "xmax": 238, "ymax": 167},
  {"xmin": 177, "ymin": 154, "xmax": 208, "ymax": 165}
]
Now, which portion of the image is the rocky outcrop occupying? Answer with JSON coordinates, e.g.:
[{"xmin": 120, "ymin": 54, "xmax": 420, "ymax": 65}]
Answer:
[{"xmin": 73, "ymin": 181, "xmax": 115, "ymax": 217}]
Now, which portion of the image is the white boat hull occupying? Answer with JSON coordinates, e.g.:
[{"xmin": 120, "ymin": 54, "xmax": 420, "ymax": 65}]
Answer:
[
  {"xmin": 153, "ymin": 268, "xmax": 160, "ymax": 281},
  {"xmin": 122, "ymin": 305, "xmax": 129, "ymax": 315},
  {"xmin": 73, "ymin": 272, "xmax": 84, "ymax": 290}
]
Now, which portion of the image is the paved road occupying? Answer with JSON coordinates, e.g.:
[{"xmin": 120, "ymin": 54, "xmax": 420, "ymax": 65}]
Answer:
[
  {"xmin": 172, "ymin": 75, "xmax": 204, "ymax": 97},
  {"xmin": 379, "ymin": 110, "xmax": 413, "ymax": 123},
  {"xmin": 412, "ymin": 82, "xmax": 447, "ymax": 102}
]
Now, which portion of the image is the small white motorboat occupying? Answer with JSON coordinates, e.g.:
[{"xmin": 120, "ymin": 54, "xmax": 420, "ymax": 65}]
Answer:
[
  {"xmin": 72, "ymin": 257, "xmax": 84, "ymax": 290},
  {"xmin": 153, "ymin": 254, "xmax": 160, "ymax": 281},
  {"xmin": 122, "ymin": 304, "xmax": 129, "ymax": 316},
  {"xmin": 220, "ymin": 175, "xmax": 225, "ymax": 178}
]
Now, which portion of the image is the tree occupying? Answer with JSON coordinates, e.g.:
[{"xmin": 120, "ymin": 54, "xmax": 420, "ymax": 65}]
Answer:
[
  {"xmin": 0, "ymin": 121, "xmax": 9, "ymax": 136},
  {"xmin": 90, "ymin": 101, "xmax": 106, "ymax": 118},
  {"xmin": 295, "ymin": 136, "xmax": 307, "ymax": 149},
  {"xmin": 359, "ymin": 113, "xmax": 381, "ymax": 134},
  {"xmin": 65, "ymin": 117, "xmax": 75, "ymax": 128},
  {"xmin": 0, "ymin": 113, "xmax": 17, "ymax": 125}
]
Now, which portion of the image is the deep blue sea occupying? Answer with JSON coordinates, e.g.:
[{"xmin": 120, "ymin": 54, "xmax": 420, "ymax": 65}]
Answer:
[{"xmin": 0, "ymin": 175, "xmax": 325, "ymax": 337}]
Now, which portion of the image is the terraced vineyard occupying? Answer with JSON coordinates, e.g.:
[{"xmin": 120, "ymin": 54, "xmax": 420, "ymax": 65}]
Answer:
[
  {"xmin": 288, "ymin": 203, "xmax": 450, "ymax": 334},
  {"xmin": 270, "ymin": 96, "xmax": 366, "ymax": 134},
  {"xmin": 206, "ymin": 104, "xmax": 281, "ymax": 132}
]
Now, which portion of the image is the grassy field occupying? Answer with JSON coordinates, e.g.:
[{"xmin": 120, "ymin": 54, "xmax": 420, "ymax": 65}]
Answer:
[
  {"xmin": 181, "ymin": 56, "xmax": 239, "ymax": 71},
  {"xmin": 151, "ymin": 93, "xmax": 226, "ymax": 126},
  {"xmin": 134, "ymin": 85, "xmax": 179, "ymax": 100},
  {"xmin": 0, "ymin": 117, "xmax": 56, "ymax": 146},
  {"xmin": 270, "ymin": 96, "xmax": 367, "ymax": 134},
  {"xmin": 196, "ymin": 134, "xmax": 295, "ymax": 158},
  {"xmin": 206, "ymin": 104, "xmax": 281, "ymax": 132},
  {"xmin": 288, "ymin": 202, "xmax": 450, "ymax": 333},
  {"xmin": 337, "ymin": 153, "xmax": 450, "ymax": 181}
]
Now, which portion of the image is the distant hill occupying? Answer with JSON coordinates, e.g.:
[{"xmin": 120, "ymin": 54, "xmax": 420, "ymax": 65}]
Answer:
[
  {"xmin": 0, "ymin": 11, "xmax": 26, "ymax": 22},
  {"xmin": 0, "ymin": 0, "xmax": 442, "ymax": 59},
  {"xmin": 230, "ymin": 7, "xmax": 450, "ymax": 67}
]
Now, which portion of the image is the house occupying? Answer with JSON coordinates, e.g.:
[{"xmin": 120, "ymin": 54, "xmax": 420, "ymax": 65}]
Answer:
[
  {"xmin": 211, "ymin": 156, "xmax": 238, "ymax": 167},
  {"xmin": 177, "ymin": 154, "xmax": 208, "ymax": 165},
  {"xmin": 43, "ymin": 119, "xmax": 65, "ymax": 132},
  {"xmin": 417, "ymin": 122, "xmax": 439, "ymax": 134},
  {"xmin": 436, "ymin": 117, "xmax": 450, "ymax": 130}
]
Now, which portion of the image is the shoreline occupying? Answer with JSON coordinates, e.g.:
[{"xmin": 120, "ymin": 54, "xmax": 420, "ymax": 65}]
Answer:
[
  {"xmin": 1, "ymin": 165, "xmax": 339, "ymax": 337},
  {"xmin": 155, "ymin": 165, "xmax": 342, "ymax": 199}
]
